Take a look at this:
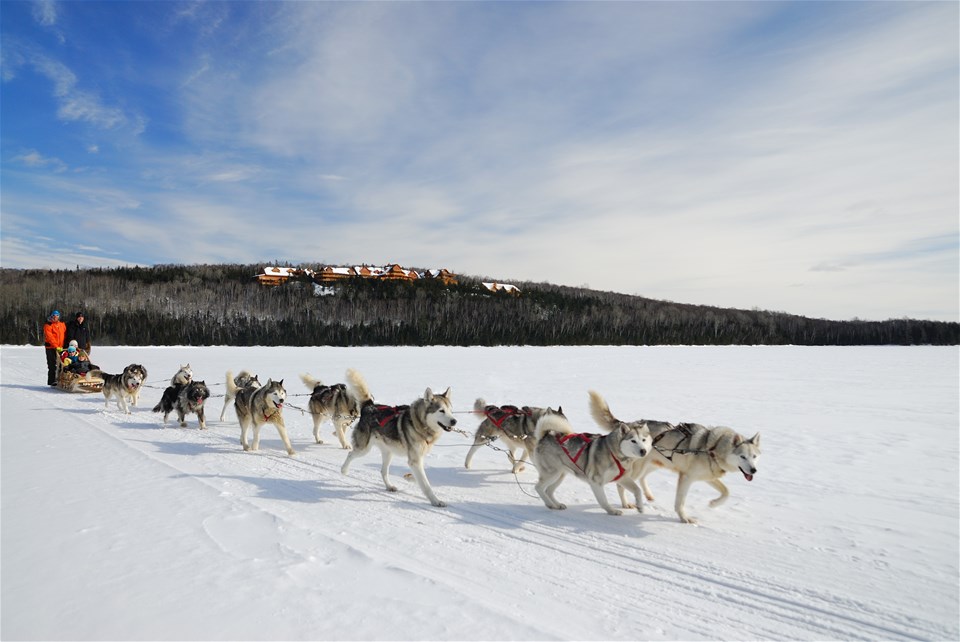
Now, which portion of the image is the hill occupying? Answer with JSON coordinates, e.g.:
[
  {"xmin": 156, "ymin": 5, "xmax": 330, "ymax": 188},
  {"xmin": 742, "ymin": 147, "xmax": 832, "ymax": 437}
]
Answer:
[{"xmin": 0, "ymin": 264, "xmax": 956, "ymax": 346}]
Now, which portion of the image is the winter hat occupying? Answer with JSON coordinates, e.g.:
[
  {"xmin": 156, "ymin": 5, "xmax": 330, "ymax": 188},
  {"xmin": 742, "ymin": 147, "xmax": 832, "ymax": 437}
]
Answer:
[
  {"xmin": 51, "ymin": 310, "xmax": 60, "ymax": 317},
  {"xmin": 68, "ymin": 345, "xmax": 77, "ymax": 353},
  {"xmin": 75, "ymin": 311, "xmax": 85, "ymax": 318},
  {"xmin": 69, "ymin": 339, "xmax": 79, "ymax": 348}
]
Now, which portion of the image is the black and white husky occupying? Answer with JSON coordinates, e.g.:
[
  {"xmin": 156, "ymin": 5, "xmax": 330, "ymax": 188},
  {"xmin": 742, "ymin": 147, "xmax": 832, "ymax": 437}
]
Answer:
[
  {"xmin": 96, "ymin": 364, "xmax": 149, "ymax": 414},
  {"xmin": 299, "ymin": 369, "xmax": 370, "ymax": 449},
  {"xmin": 341, "ymin": 376, "xmax": 457, "ymax": 507},
  {"xmin": 153, "ymin": 380, "xmax": 210, "ymax": 429}
]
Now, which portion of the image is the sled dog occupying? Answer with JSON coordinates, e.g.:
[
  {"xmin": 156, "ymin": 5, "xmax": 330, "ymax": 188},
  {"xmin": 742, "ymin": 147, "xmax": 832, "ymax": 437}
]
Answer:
[
  {"xmin": 465, "ymin": 399, "xmax": 562, "ymax": 473},
  {"xmin": 533, "ymin": 410, "xmax": 651, "ymax": 516},
  {"xmin": 588, "ymin": 390, "xmax": 673, "ymax": 512},
  {"xmin": 170, "ymin": 364, "xmax": 193, "ymax": 386},
  {"xmin": 341, "ymin": 380, "xmax": 457, "ymax": 507},
  {"xmin": 588, "ymin": 390, "xmax": 761, "ymax": 523},
  {"xmin": 228, "ymin": 376, "xmax": 293, "ymax": 456},
  {"xmin": 220, "ymin": 370, "xmax": 260, "ymax": 421},
  {"xmin": 153, "ymin": 380, "xmax": 210, "ymax": 429},
  {"xmin": 97, "ymin": 364, "xmax": 148, "ymax": 414},
  {"xmin": 642, "ymin": 421, "xmax": 760, "ymax": 524},
  {"xmin": 299, "ymin": 369, "xmax": 370, "ymax": 449}
]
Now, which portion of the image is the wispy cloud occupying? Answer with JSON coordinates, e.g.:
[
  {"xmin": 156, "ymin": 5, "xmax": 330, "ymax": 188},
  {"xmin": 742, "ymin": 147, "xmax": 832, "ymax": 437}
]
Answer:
[{"xmin": 0, "ymin": 1, "xmax": 956, "ymax": 321}]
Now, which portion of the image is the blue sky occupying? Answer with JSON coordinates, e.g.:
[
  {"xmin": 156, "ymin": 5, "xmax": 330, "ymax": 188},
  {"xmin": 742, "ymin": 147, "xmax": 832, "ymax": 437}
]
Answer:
[{"xmin": 1, "ymin": 1, "xmax": 957, "ymax": 322}]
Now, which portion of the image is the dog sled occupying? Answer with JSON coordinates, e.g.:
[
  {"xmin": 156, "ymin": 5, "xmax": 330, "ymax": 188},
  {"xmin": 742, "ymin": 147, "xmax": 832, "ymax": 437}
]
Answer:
[{"xmin": 55, "ymin": 358, "xmax": 103, "ymax": 393}]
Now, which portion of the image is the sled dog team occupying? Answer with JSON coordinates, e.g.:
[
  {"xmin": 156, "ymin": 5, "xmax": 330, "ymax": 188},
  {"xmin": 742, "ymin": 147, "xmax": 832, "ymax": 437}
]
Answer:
[{"xmin": 94, "ymin": 362, "xmax": 761, "ymax": 524}]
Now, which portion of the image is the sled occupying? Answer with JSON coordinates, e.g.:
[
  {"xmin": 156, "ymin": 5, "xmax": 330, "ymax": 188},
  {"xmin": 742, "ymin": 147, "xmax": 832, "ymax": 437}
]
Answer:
[{"xmin": 56, "ymin": 362, "xmax": 104, "ymax": 393}]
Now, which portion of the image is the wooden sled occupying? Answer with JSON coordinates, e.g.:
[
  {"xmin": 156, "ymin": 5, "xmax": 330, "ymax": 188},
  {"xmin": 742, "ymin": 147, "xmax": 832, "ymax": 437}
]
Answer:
[{"xmin": 56, "ymin": 363, "xmax": 104, "ymax": 393}]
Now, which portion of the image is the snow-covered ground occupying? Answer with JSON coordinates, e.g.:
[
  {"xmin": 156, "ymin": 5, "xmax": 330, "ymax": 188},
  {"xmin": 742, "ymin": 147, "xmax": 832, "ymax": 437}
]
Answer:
[{"xmin": 2, "ymin": 345, "xmax": 957, "ymax": 641}]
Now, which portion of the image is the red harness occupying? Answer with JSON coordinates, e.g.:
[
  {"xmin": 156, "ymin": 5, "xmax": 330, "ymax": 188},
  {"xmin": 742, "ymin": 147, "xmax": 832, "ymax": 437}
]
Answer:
[
  {"xmin": 481, "ymin": 404, "xmax": 531, "ymax": 429},
  {"xmin": 372, "ymin": 404, "xmax": 409, "ymax": 428},
  {"xmin": 557, "ymin": 433, "xmax": 626, "ymax": 481}
]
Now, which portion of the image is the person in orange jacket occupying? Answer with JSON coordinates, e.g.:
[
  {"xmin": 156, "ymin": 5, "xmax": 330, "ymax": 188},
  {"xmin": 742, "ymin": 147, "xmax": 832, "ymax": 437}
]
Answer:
[{"xmin": 43, "ymin": 310, "xmax": 66, "ymax": 386}]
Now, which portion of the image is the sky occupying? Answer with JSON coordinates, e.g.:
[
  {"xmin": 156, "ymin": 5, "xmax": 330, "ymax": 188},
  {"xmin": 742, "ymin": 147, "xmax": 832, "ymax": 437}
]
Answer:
[{"xmin": 1, "ymin": 1, "xmax": 957, "ymax": 323}]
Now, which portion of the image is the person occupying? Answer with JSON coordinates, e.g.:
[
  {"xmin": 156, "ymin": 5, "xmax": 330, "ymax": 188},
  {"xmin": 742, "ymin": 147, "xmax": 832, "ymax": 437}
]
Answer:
[
  {"xmin": 62, "ymin": 339, "xmax": 97, "ymax": 375},
  {"xmin": 43, "ymin": 310, "xmax": 66, "ymax": 386},
  {"xmin": 66, "ymin": 311, "xmax": 92, "ymax": 354}
]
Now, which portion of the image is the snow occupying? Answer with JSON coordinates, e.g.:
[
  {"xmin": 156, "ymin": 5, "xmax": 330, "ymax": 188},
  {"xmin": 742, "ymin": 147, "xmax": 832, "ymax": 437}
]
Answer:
[{"xmin": 2, "ymin": 344, "xmax": 957, "ymax": 641}]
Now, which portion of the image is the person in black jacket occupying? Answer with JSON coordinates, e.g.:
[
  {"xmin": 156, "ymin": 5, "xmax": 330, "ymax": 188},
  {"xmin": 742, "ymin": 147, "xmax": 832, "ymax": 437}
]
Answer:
[{"xmin": 66, "ymin": 311, "xmax": 92, "ymax": 354}]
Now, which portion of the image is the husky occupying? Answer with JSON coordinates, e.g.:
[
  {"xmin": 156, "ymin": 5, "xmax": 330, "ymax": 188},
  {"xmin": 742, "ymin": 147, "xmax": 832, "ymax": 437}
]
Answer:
[
  {"xmin": 532, "ymin": 410, "xmax": 651, "ymax": 516},
  {"xmin": 299, "ymin": 369, "xmax": 370, "ymax": 449},
  {"xmin": 464, "ymin": 399, "xmax": 562, "ymax": 473},
  {"xmin": 96, "ymin": 364, "xmax": 148, "ymax": 414},
  {"xmin": 170, "ymin": 364, "xmax": 193, "ymax": 386},
  {"xmin": 153, "ymin": 380, "xmax": 210, "ymax": 429},
  {"xmin": 588, "ymin": 390, "xmax": 761, "ymax": 524},
  {"xmin": 588, "ymin": 390, "xmax": 673, "ymax": 512},
  {"xmin": 341, "ymin": 380, "xmax": 457, "ymax": 507},
  {"xmin": 641, "ymin": 422, "xmax": 760, "ymax": 524},
  {"xmin": 220, "ymin": 370, "xmax": 260, "ymax": 421},
  {"xmin": 227, "ymin": 377, "xmax": 293, "ymax": 456}
]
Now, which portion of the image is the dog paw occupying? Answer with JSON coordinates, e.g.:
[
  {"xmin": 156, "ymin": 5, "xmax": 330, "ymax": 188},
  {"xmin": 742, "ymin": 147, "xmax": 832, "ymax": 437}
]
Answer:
[
  {"xmin": 432, "ymin": 500, "xmax": 447, "ymax": 508},
  {"xmin": 386, "ymin": 485, "xmax": 398, "ymax": 492},
  {"xmin": 607, "ymin": 509, "xmax": 624, "ymax": 516}
]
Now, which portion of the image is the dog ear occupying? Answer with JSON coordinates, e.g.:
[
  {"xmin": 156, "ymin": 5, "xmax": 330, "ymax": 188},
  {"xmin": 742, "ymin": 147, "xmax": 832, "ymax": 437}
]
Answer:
[
  {"xmin": 733, "ymin": 434, "xmax": 743, "ymax": 447},
  {"xmin": 750, "ymin": 432, "xmax": 761, "ymax": 447},
  {"xmin": 557, "ymin": 405, "xmax": 563, "ymax": 415},
  {"xmin": 441, "ymin": 386, "xmax": 451, "ymax": 398},
  {"xmin": 424, "ymin": 387, "xmax": 434, "ymax": 400}
]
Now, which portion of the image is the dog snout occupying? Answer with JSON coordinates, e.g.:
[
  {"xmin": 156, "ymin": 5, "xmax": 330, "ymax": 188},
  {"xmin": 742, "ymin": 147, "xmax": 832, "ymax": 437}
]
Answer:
[{"xmin": 449, "ymin": 417, "xmax": 457, "ymax": 426}]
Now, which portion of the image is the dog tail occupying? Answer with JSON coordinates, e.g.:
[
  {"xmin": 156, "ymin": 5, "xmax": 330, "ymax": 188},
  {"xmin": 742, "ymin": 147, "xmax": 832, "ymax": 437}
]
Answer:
[
  {"xmin": 345, "ymin": 368, "xmax": 372, "ymax": 404},
  {"xmin": 473, "ymin": 398, "xmax": 487, "ymax": 414},
  {"xmin": 225, "ymin": 371, "xmax": 238, "ymax": 396},
  {"xmin": 152, "ymin": 400, "xmax": 163, "ymax": 412},
  {"xmin": 534, "ymin": 412, "xmax": 574, "ymax": 442},
  {"xmin": 300, "ymin": 373, "xmax": 322, "ymax": 391},
  {"xmin": 587, "ymin": 390, "xmax": 619, "ymax": 432}
]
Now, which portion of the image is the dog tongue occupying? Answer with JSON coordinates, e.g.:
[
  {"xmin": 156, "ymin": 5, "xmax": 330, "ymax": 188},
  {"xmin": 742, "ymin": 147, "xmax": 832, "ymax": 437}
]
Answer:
[{"xmin": 743, "ymin": 471, "xmax": 754, "ymax": 481}]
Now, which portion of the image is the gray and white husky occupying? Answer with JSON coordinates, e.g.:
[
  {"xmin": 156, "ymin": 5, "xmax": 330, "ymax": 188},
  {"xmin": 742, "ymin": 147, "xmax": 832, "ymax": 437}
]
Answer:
[
  {"xmin": 97, "ymin": 364, "xmax": 149, "ymax": 414},
  {"xmin": 299, "ymin": 369, "xmax": 370, "ymax": 449},
  {"xmin": 227, "ymin": 376, "xmax": 293, "ymax": 456},
  {"xmin": 341, "ymin": 378, "xmax": 457, "ymax": 507},
  {"xmin": 465, "ymin": 399, "xmax": 562, "ymax": 473},
  {"xmin": 170, "ymin": 364, "xmax": 193, "ymax": 386},
  {"xmin": 533, "ymin": 410, "xmax": 651, "ymax": 516},
  {"xmin": 588, "ymin": 390, "xmax": 673, "ymax": 513},
  {"xmin": 220, "ymin": 370, "xmax": 260, "ymax": 421},
  {"xmin": 153, "ymin": 380, "xmax": 210, "ymax": 429},
  {"xmin": 588, "ymin": 390, "xmax": 761, "ymax": 524}
]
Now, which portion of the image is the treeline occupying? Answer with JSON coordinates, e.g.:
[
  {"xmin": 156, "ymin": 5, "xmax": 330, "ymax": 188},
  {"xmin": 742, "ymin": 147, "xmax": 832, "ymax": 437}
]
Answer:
[{"xmin": 1, "ymin": 264, "xmax": 956, "ymax": 346}]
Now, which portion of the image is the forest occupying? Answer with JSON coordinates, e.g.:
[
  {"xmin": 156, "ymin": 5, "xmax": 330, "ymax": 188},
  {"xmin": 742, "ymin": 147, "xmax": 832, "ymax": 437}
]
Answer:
[{"xmin": 1, "ymin": 264, "xmax": 956, "ymax": 347}]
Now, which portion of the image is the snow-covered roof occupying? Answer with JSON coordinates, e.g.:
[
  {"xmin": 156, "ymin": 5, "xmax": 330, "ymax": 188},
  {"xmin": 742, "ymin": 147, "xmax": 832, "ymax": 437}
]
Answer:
[{"xmin": 483, "ymin": 282, "xmax": 520, "ymax": 293}]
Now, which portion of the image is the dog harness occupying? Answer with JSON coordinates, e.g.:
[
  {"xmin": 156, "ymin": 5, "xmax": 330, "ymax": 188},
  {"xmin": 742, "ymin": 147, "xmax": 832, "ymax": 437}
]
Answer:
[
  {"xmin": 557, "ymin": 432, "xmax": 626, "ymax": 481},
  {"xmin": 481, "ymin": 404, "xmax": 531, "ymax": 429},
  {"xmin": 371, "ymin": 404, "xmax": 409, "ymax": 428},
  {"xmin": 263, "ymin": 403, "xmax": 282, "ymax": 421}
]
